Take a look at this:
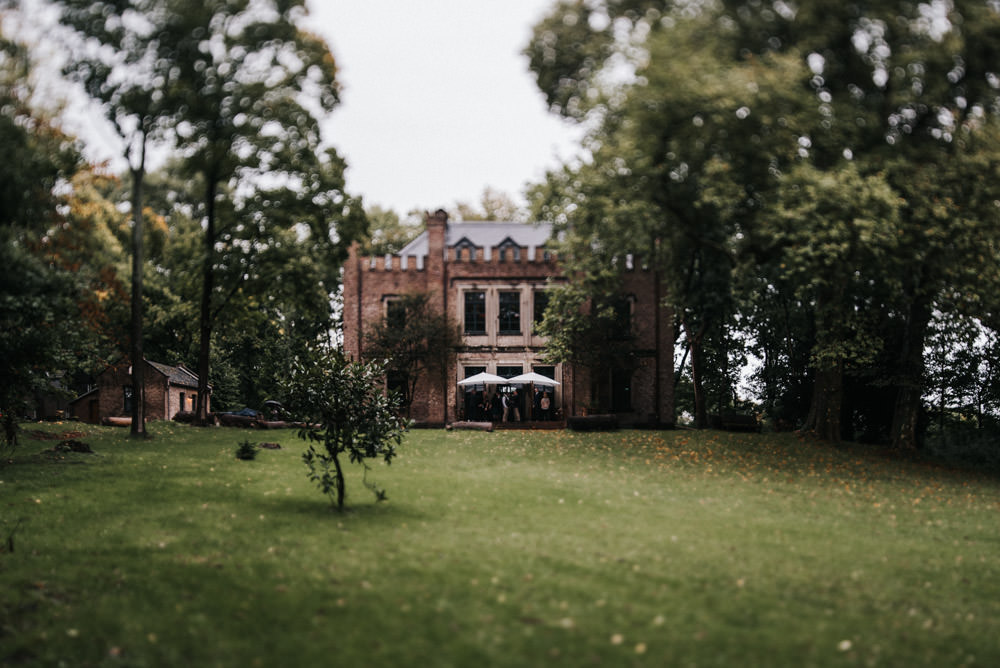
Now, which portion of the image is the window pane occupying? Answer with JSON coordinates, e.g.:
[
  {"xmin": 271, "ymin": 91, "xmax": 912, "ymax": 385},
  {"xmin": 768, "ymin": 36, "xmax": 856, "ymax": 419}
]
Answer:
[
  {"xmin": 611, "ymin": 297, "xmax": 631, "ymax": 339},
  {"xmin": 498, "ymin": 291, "xmax": 521, "ymax": 334},
  {"xmin": 612, "ymin": 369, "xmax": 632, "ymax": 413},
  {"xmin": 386, "ymin": 300, "xmax": 406, "ymax": 328},
  {"xmin": 464, "ymin": 291, "xmax": 486, "ymax": 334},
  {"xmin": 387, "ymin": 370, "xmax": 408, "ymax": 400},
  {"xmin": 532, "ymin": 366, "xmax": 555, "ymax": 380},
  {"xmin": 533, "ymin": 290, "xmax": 549, "ymax": 326}
]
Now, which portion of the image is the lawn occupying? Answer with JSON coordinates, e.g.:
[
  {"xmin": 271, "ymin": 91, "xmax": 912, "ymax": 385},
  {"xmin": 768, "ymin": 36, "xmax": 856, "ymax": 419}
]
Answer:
[{"xmin": 1, "ymin": 422, "xmax": 998, "ymax": 667}]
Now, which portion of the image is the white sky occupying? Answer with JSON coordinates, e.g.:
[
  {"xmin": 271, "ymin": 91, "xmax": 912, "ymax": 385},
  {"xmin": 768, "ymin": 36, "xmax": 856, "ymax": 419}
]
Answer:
[
  {"xmin": 304, "ymin": 0, "xmax": 585, "ymax": 215},
  {"xmin": 14, "ymin": 0, "xmax": 582, "ymax": 217}
]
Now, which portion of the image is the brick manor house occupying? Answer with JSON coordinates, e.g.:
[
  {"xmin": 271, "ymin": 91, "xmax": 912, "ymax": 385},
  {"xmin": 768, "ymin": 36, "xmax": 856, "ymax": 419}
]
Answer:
[{"xmin": 342, "ymin": 210, "xmax": 674, "ymax": 427}]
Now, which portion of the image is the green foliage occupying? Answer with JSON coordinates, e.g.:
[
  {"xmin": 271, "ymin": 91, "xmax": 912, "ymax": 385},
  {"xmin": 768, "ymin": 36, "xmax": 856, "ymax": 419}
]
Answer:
[
  {"xmin": 282, "ymin": 346, "xmax": 405, "ymax": 510},
  {"xmin": 527, "ymin": 0, "xmax": 1000, "ymax": 443},
  {"xmin": 0, "ymin": 33, "xmax": 101, "ymax": 445},
  {"xmin": 359, "ymin": 205, "xmax": 421, "ymax": 256},
  {"xmin": 759, "ymin": 164, "xmax": 902, "ymax": 371},
  {"xmin": 363, "ymin": 292, "xmax": 459, "ymax": 417},
  {"xmin": 536, "ymin": 277, "xmax": 634, "ymax": 373},
  {"xmin": 55, "ymin": 0, "xmax": 365, "ymax": 422}
]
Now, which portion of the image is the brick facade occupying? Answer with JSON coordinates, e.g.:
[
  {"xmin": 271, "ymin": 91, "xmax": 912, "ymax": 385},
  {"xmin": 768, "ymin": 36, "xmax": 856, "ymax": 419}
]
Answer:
[
  {"xmin": 342, "ymin": 210, "xmax": 674, "ymax": 427},
  {"xmin": 71, "ymin": 359, "xmax": 205, "ymax": 424}
]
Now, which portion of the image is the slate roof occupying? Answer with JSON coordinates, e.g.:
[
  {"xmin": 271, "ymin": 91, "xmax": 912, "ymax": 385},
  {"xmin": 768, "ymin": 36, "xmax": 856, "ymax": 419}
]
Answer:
[
  {"xmin": 398, "ymin": 221, "xmax": 553, "ymax": 260},
  {"xmin": 147, "ymin": 361, "xmax": 200, "ymax": 388}
]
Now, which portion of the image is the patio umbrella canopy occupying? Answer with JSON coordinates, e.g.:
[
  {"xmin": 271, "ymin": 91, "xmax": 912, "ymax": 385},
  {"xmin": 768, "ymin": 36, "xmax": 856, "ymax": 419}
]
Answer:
[
  {"xmin": 457, "ymin": 372, "xmax": 508, "ymax": 386},
  {"xmin": 505, "ymin": 372, "xmax": 560, "ymax": 386}
]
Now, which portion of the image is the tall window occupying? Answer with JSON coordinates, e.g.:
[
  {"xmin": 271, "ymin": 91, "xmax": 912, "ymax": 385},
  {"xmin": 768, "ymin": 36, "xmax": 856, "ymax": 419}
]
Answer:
[
  {"xmin": 387, "ymin": 370, "xmax": 408, "ymax": 402},
  {"xmin": 533, "ymin": 290, "xmax": 549, "ymax": 327},
  {"xmin": 611, "ymin": 296, "xmax": 633, "ymax": 339},
  {"xmin": 464, "ymin": 291, "xmax": 486, "ymax": 334},
  {"xmin": 123, "ymin": 386, "xmax": 133, "ymax": 413},
  {"xmin": 462, "ymin": 367, "xmax": 487, "ymax": 420},
  {"xmin": 611, "ymin": 369, "xmax": 632, "ymax": 413},
  {"xmin": 386, "ymin": 299, "xmax": 406, "ymax": 329},
  {"xmin": 498, "ymin": 291, "xmax": 521, "ymax": 334}
]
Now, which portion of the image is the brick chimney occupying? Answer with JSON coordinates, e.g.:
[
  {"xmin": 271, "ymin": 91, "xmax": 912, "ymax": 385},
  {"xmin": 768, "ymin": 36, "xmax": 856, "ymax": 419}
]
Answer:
[
  {"xmin": 426, "ymin": 209, "xmax": 448, "ymax": 266},
  {"xmin": 425, "ymin": 209, "xmax": 448, "ymax": 311},
  {"xmin": 341, "ymin": 241, "xmax": 362, "ymax": 358}
]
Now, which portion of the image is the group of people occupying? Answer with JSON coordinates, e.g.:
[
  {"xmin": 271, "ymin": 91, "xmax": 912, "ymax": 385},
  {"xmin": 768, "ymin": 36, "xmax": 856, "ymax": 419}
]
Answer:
[{"xmin": 469, "ymin": 388, "xmax": 554, "ymax": 422}]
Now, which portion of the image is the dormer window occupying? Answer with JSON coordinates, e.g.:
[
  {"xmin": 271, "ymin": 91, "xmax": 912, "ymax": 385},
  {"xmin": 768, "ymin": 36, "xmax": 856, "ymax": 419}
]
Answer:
[
  {"xmin": 498, "ymin": 238, "xmax": 521, "ymax": 262},
  {"xmin": 454, "ymin": 238, "xmax": 477, "ymax": 262}
]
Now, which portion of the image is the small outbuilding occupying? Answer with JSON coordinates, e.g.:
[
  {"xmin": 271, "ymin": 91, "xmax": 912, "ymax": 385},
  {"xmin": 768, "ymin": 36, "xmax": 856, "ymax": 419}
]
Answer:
[{"xmin": 71, "ymin": 359, "xmax": 208, "ymax": 424}]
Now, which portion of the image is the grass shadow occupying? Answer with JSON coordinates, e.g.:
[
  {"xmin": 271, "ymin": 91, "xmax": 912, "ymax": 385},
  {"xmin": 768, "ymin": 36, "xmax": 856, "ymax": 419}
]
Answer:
[{"xmin": 263, "ymin": 491, "xmax": 429, "ymax": 524}]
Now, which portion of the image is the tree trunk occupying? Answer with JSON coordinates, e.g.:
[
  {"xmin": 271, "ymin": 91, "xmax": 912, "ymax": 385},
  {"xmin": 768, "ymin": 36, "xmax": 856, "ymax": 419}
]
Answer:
[
  {"xmin": 683, "ymin": 318, "xmax": 708, "ymax": 428},
  {"xmin": 195, "ymin": 179, "xmax": 217, "ymax": 426},
  {"xmin": 690, "ymin": 339, "xmax": 707, "ymax": 428},
  {"xmin": 333, "ymin": 453, "xmax": 345, "ymax": 511},
  {"xmin": 128, "ymin": 155, "xmax": 147, "ymax": 438},
  {"xmin": 890, "ymin": 299, "xmax": 931, "ymax": 450},
  {"xmin": 802, "ymin": 362, "xmax": 843, "ymax": 442}
]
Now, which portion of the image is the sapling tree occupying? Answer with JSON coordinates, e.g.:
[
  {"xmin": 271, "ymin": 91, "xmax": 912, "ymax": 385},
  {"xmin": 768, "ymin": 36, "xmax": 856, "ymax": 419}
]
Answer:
[{"xmin": 283, "ymin": 346, "xmax": 405, "ymax": 511}]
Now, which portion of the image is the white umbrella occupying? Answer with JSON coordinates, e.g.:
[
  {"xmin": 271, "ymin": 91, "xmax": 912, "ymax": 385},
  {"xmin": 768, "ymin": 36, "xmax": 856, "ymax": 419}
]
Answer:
[
  {"xmin": 505, "ymin": 372, "xmax": 560, "ymax": 386},
  {"xmin": 457, "ymin": 372, "xmax": 508, "ymax": 386}
]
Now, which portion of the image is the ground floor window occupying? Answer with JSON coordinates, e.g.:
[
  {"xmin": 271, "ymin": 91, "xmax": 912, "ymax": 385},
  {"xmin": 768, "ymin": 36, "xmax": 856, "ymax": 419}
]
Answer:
[
  {"xmin": 462, "ymin": 366, "xmax": 487, "ymax": 420},
  {"xmin": 495, "ymin": 366, "xmax": 524, "ymax": 422},
  {"xmin": 387, "ymin": 370, "xmax": 409, "ymax": 403},
  {"xmin": 611, "ymin": 369, "xmax": 632, "ymax": 413}
]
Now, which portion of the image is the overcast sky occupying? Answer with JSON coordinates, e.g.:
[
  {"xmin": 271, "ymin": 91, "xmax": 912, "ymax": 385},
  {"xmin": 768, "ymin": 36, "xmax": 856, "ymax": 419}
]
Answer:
[
  {"xmin": 304, "ymin": 1, "xmax": 585, "ymax": 215},
  {"xmin": 18, "ymin": 0, "xmax": 582, "ymax": 217}
]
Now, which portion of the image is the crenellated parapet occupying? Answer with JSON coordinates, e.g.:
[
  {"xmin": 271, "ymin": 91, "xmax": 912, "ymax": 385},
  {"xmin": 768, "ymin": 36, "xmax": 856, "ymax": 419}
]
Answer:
[
  {"xmin": 363, "ymin": 254, "xmax": 425, "ymax": 271},
  {"xmin": 356, "ymin": 245, "xmax": 559, "ymax": 272}
]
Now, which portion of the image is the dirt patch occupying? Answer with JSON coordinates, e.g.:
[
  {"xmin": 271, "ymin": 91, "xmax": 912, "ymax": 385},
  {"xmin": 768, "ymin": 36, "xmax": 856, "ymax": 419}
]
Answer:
[{"xmin": 54, "ymin": 440, "xmax": 94, "ymax": 454}]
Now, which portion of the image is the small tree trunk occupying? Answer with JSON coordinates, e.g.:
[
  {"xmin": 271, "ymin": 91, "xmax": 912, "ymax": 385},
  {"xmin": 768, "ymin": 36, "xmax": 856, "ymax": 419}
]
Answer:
[
  {"xmin": 333, "ymin": 454, "xmax": 345, "ymax": 511},
  {"xmin": 195, "ymin": 179, "xmax": 218, "ymax": 426},
  {"xmin": 2, "ymin": 412, "xmax": 17, "ymax": 448}
]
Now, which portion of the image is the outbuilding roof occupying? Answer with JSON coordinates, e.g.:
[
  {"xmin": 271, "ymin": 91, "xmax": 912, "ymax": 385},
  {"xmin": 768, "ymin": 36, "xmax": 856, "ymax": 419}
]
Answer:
[{"xmin": 147, "ymin": 361, "xmax": 200, "ymax": 388}]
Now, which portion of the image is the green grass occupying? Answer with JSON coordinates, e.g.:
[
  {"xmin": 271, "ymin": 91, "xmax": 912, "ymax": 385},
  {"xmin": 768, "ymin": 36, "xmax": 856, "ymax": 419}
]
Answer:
[{"xmin": 2, "ymin": 423, "xmax": 998, "ymax": 667}]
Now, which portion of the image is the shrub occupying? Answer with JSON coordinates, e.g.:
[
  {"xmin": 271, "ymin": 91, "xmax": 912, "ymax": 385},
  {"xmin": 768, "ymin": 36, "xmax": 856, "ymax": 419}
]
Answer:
[{"xmin": 235, "ymin": 439, "xmax": 258, "ymax": 461}]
